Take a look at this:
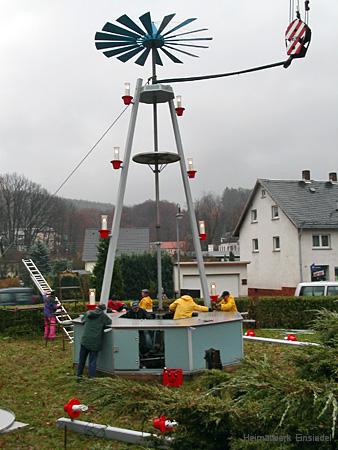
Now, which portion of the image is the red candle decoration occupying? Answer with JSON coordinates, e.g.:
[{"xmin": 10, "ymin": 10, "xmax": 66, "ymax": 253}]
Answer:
[
  {"xmin": 111, "ymin": 159, "xmax": 122, "ymax": 169},
  {"xmin": 245, "ymin": 329, "xmax": 256, "ymax": 337},
  {"xmin": 122, "ymin": 82, "xmax": 133, "ymax": 105},
  {"xmin": 286, "ymin": 333, "xmax": 297, "ymax": 341},
  {"xmin": 175, "ymin": 106, "xmax": 185, "ymax": 116}
]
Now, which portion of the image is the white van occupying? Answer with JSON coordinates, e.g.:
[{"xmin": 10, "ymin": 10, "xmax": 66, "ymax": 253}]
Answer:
[{"xmin": 295, "ymin": 281, "xmax": 338, "ymax": 297}]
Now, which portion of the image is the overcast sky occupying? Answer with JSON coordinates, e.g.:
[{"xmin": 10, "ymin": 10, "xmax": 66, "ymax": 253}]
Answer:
[{"xmin": 1, "ymin": 1, "xmax": 337, "ymax": 207}]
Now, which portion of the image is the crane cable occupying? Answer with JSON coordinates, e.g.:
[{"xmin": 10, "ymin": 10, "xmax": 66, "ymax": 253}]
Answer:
[{"xmin": 0, "ymin": 105, "xmax": 129, "ymax": 259}]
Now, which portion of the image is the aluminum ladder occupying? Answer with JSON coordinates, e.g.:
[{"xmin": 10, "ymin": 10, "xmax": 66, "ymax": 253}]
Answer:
[{"xmin": 21, "ymin": 259, "xmax": 74, "ymax": 343}]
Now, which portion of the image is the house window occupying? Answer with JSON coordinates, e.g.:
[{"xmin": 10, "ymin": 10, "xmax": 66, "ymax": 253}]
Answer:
[
  {"xmin": 335, "ymin": 267, "xmax": 338, "ymax": 281},
  {"xmin": 273, "ymin": 236, "xmax": 280, "ymax": 251},
  {"xmin": 251, "ymin": 209, "xmax": 257, "ymax": 223},
  {"xmin": 252, "ymin": 238, "xmax": 259, "ymax": 252},
  {"xmin": 261, "ymin": 189, "xmax": 266, "ymax": 198},
  {"xmin": 271, "ymin": 205, "xmax": 279, "ymax": 219},
  {"xmin": 312, "ymin": 234, "xmax": 331, "ymax": 249}
]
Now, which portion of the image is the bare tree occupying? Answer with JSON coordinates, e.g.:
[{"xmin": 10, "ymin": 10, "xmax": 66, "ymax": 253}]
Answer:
[{"xmin": 0, "ymin": 173, "xmax": 58, "ymax": 251}]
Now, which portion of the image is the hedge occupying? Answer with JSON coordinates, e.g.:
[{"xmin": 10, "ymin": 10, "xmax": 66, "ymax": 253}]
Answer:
[
  {"xmin": 236, "ymin": 296, "xmax": 338, "ymax": 329},
  {"xmin": 0, "ymin": 302, "xmax": 87, "ymax": 338},
  {"xmin": 1, "ymin": 297, "xmax": 338, "ymax": 338}
]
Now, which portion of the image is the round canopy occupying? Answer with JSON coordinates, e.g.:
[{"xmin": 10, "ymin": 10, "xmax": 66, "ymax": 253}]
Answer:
[{"xmin": 133, "ymin": 152, "xmax": 180, "ymax": 165}]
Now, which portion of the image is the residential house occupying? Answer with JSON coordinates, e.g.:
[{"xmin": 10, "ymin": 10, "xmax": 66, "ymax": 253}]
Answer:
[
  {"xmin": 233, "ymin": 171, "xmax": 338, "ymax": 295},
  {"xmin": 82, "ymin": 227, "xmax": 150, "ymax": 272}
]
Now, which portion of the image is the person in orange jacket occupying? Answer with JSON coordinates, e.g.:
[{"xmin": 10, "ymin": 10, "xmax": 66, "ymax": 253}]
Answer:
[
  {"xmin": 169, "ymin": 295, "xmax": 209, "ymax": 319},
  {"xmin": 138, "ymin": 289, "xmax": 153, "ymax": 311},
  {"xmin": 216, "ymin": 291, "xmax": 238, "ymax": 312}
]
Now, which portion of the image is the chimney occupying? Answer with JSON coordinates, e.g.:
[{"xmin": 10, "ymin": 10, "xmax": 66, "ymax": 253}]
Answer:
[
  {"xmin": 302, "ymin": 170, "xmax": 311, "ymax": 182},
  {"xmin": 329, "ymin": 172, "xmax": 337, "ymax": 182}
]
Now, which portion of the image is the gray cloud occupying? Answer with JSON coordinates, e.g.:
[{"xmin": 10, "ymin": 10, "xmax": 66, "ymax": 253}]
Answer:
[{"xmin": 1, "ymin": 0, "xmax": 337, "ymax": 206}]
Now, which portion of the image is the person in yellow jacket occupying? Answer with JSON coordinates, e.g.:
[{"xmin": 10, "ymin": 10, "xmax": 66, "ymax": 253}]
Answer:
[
  {"xmin": 216, "ymin": 291, "xmax": 238, "ymax": 312},
  {"xmin": 169, "ymin": 295, "xmax": 209, "ymax": 320},
  {"xmin": 138, "ymin": 289, "xmax": 153, "ymax": 311}
]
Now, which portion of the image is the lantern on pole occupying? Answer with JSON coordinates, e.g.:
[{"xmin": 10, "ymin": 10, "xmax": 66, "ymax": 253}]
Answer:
[
  {"xmin": 187, "ymin": 157, "xmax": 197, "ymax": 179},
  {"xmin": 175, "ymin": 95, "xmax": 185, "ymax": 116},
  {"xmin": 210, "ymin": 282, "xmax": 218, "ymax": 302},
  {"xmin": 111, "ymin": 146, "xmax": 123, "ymax": 169},
  {"xmin": 122, "ymin": 82, "xmax": 133, "ymax": 105},
  {"xmin": 87, "ymin": 289, "xmax": 96, "ymax": 310},
  {"xmin": 99, "ymin": 215, "xmax": 110, "ymax": 239},
  {"xmin": 199, "ymin": 220, "xmax": 206, "ymax": 240}
]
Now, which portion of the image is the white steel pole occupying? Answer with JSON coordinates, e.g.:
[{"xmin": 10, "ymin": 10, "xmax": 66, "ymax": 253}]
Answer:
[
  {"xmin": 100, "ymin": 78, "xmax": 143, "ymax": 305},
  {"xmin": 168, "ymin": 99, "xmax": 211, "ymax": 307}
]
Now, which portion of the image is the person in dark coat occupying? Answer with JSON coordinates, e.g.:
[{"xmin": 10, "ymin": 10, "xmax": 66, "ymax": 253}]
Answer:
[
  {"xmin": 122, "ymin": 301, "xmax": 151, "ymax": 319},
  {"xmin": 77, "ymin": 304, "xmax": 112, "ymax": 378}
]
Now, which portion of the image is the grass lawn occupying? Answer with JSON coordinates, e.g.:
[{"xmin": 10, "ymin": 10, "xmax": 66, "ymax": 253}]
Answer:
[{"xmin": 0, "ymin": 330, "xmax": 320, "ymax": 450}]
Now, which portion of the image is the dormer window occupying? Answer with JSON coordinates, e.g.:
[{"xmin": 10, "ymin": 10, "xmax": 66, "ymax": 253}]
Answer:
[
  {"xmin": 251, "ymin": 209, "xmax": 258, "ymax": 223},
  {"xmin": 271, "ymin": 205, "xmax": 279, "ymax": 219}
]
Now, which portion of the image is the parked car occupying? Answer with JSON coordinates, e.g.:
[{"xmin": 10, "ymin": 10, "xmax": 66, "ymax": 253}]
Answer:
[
  {"xmin": 295, "ymin": 282, "xmax": 338, "ymax": 297},
  {"xmin": 0, "ymin": 287, "xmax": 37, "ymax": 306}
]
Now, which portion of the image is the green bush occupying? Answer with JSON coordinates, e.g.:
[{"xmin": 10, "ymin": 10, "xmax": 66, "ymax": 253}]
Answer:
[{"xmin": 236, "ymin": 296, "xmax": 338, "ymax": 328}]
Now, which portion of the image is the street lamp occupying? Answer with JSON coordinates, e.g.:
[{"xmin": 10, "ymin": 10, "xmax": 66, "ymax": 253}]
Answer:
[{"xmin": 176, "ymin": 205, "xmax": 184, "ymax": 297}]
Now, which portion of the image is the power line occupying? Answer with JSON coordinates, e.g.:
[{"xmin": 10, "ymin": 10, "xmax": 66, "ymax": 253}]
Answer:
[
  {"xmin": 53, "ymin": 105, "xmax": 129, "ymax": 197},
  {"xmin": 0, "ymin": 105, "xmax": 129, "ymax": 259}
]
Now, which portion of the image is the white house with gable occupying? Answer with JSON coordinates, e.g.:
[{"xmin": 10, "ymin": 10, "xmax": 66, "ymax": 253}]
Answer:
[{"xmin": 233, "ymin": 171, "xmax": 338, "ymax": 295}]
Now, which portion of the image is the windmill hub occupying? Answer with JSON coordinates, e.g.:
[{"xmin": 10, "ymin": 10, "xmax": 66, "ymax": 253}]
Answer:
[{"xmin": 142, "ymin": 35, "xmax": 165, "ymax": 49}]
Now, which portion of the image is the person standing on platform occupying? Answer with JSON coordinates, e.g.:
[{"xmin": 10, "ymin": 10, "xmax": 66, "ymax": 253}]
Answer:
[
  {"xmin": 43, "ymin": 290, "xmax": 59, "ymax": 341},
  {"xmin": 169, "ymin": 295, "xmax": 209, "ymax": 320},
  {"xmin": 77, "ymin": 304, "xmax": 112, "ymax": 379},
  {"xmin": 216, "ymin": 291, "xmax": 238, "ymax": 312},
  {"xmin": 139, "ymin": 289, "xmax": 153, "ymax": 311}
]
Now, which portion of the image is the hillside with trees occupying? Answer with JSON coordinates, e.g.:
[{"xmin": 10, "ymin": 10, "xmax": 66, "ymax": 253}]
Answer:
[{"xmin": 0, "ymin": 172, "xmax": 250, "ymax": 267}]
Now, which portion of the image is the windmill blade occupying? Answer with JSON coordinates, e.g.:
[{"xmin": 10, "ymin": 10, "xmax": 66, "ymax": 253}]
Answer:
[
  {"xmin": 165, "ymin": 42, "xmax": 209, "ymax": 49},
  {"xmin": 153, "ymin": 48, "xmax": 163, "ymax": 66},
  {"xmin": 134, "ymin": 48, "xmax": 151, "ymax": 66},
  {"xmin": 159, "ymin": 47, "xmax": 183, "ymax": 64},
  {"xmin": 166, "ymin": 28, "xmax": 208, "ymax": 39},
  {"xmin": 139, "ymin": 12, "xmax": 153, "ymax": 35},
  {"xmin": 96, "ymin": 41, "xmax": 135, "ymax": 50},
  {"xmin": 166, "ymin": 37, "xmax": 213, "ymax": 42},
  {"xmin": 156, "ymin": 13, "xmax": 176, "ymax": 36},
  {"xmin": 164, "ymin": 44, "xmax": 199, "ymax": 58},
  {"xmin": 95, "ymin": 32, "xmax": 135, "ymax": 42},
  {"xmin": 102, "ymin": 22, "xmax": 141, "ymax": 39},
  {"xmin": 103, "ymin": 44, "xmax": 139, "ymax": 58},
  {"xmin": 162, "ymin": 18, "xmax": 197, "ymax": 37},
  {"xmin": 116, "ymin": 14, "xmax": 146, "ymax": 36},
  {"xmin": 117, "ymin": 46, "xmax": 144, "ymax": 63}
]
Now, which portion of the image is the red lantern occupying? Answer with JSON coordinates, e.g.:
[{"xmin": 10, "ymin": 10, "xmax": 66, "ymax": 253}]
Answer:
[
  {"xmin": 286, "ymin": 333, "xmax": 297, "ymax": 341},
  {"xmin": 122, "ymin": 82, "xmax": 133, "ymax": 105},
  {"xmin": 111, "ymin": 159, "xmax": 122, "ymax": 169},
  {"xmin": 64, "ymin": 398, "xmax": 88, "ymax": 420},
  {"xmin": 153, "ymin": 415, "xmax": 177, "ymax": 433},
  {"xmin": 187, "ymin": 170, "xmax": 197, "ymax": 179},
  {"xmin": 99, "ymin": 229, "xmax": 110, "ymax": 239},
  {"xmin": 245, "ymin": 329, "xmax": 256, "ymax": 337},
  {"xmin": 175, "ymin": 107, "xmax": 185, "ymax": 116}
]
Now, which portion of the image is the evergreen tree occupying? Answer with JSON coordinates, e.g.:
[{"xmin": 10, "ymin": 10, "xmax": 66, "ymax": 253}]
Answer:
[
  {"xmin": 93, "ymin": 239, "xmax": 124, "ymax": 299},
  {"xmin": 29, "ymin": 240, "xmax": 51, "ymax": 275}
]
